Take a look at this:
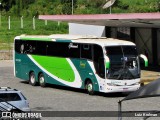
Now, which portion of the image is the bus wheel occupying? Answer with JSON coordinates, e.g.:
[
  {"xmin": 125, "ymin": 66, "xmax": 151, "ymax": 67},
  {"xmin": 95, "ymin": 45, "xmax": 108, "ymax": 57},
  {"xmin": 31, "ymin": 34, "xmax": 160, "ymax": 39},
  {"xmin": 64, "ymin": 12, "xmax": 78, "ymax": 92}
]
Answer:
[
  {"xmin": 86, "ymin": 81, "xmax": 95, "ymax": 95},
  {"xmin": 39, "ymin": 73, "xmax": 46, "ymax": 87},
  {"xmin": 29, "ymin": 72, "xmax": 37, "ymax": 86}
]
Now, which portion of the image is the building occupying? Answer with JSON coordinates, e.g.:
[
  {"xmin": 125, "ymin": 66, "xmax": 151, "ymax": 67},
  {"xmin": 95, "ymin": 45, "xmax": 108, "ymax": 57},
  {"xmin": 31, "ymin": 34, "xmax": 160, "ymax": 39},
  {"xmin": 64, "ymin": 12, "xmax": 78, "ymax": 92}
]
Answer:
[{"xmin": 39, "ymin": 13, "xmax": 160, "ymax": 65}]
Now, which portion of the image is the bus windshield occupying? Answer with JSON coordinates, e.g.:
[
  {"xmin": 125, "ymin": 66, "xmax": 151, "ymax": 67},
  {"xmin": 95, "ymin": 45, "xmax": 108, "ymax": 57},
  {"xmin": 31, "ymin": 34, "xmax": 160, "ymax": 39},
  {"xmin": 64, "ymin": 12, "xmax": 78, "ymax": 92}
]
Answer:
[{"xmin": 105, "ymin": 46, "xmax": 140, "ymax": 80}]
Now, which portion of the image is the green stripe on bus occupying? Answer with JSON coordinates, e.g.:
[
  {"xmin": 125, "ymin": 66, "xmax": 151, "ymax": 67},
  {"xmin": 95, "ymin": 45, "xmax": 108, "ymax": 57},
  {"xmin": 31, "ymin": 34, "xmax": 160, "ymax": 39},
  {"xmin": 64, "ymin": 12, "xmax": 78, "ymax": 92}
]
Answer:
[
  {"xmin": 20, "ymin": 37, "xmax": 52, "ymax": 41},
  {"xmin": 145, "ymin": 61, "xmax": 148, "ymax": 67},
  {"xmin": 31, "ymin": 55, "xmax": 75, "ymax": 82},
  {"xmin": 106, "ymin": 62, "xmax": 110, "ymax": 69}
]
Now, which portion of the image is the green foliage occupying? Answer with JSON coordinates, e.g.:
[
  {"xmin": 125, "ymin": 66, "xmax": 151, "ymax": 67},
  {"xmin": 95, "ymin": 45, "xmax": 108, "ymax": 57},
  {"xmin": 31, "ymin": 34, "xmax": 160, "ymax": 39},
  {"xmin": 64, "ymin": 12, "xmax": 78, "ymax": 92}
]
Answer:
[
  {"xmin": 0, "ymin": 17, "xmax": 68, "ymax": 50},
  {"xmin": 1, "ymin": 0, "xmax": 160, "ymax": 17},
  {"xmin": 61, "ymin": 0, "xmax": 77, "ymax": 14},
  {"xmin": 0, "ymin": 0, "xmax": 159, "ymax": 50},
  {"xmin": 62, "ymin": 3, "xmax": 72, "ymax": 14},
  {"xmin": 113, "ymin": 0, "xmax": 160, "ymax": 13}
]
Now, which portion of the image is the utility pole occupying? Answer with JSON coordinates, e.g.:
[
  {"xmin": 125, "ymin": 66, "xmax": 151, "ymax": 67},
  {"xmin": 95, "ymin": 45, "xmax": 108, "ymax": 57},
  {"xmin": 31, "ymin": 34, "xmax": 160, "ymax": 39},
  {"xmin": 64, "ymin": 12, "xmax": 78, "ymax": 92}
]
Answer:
[
  {"xmin": 72, "ymin": 0, "xmax": 73, "ymax": 15},
  {"xmin": 21, "ymin": 16, "xmax": 23, "ymax": 29},
  {"xmin": 8, "ymin": 16, "xmax": 10, "ymax": 30},
  {"xmin": 33, "ymin": 16, "xmax": 35, "ymax": 30}
]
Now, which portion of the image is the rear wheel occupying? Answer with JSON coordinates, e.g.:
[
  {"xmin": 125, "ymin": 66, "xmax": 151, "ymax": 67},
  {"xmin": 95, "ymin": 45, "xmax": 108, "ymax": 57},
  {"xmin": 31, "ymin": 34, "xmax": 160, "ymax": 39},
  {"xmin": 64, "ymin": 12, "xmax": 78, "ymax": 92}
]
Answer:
[
  {"xmin": 86, "ymin": 81, "xmax": 95, "ymax": 95},
  {"xmin": 29, "ymin": 72, "xmax": 37, "ymax": 86},
  {"xmin": 39, "ymin": 73, "xmax": 46, "ymax": 87}
]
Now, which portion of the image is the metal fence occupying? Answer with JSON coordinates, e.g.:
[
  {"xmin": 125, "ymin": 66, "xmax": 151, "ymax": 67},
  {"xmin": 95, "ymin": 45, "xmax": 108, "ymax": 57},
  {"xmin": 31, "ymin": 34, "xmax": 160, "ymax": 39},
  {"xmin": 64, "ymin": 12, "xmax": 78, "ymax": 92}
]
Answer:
[
  {"xmin": 0, "ymin": 17, "xmax": 31, "ymax": 60},
  {"xmin": 0, "ymin": 16, "xmax": 41, "ymax": 60},
  {"xmin": 0, "ymin": 16, "xmax": 67, "ymax": 60}
]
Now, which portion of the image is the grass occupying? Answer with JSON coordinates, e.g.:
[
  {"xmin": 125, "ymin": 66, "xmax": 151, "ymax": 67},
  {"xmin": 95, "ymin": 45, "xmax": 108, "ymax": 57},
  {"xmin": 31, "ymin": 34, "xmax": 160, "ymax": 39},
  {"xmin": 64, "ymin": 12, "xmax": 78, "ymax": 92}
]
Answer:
[
  {"xmin": 0, "ymin": 0, "xmax": 158, "ymax": 50},
  {"xmin": 0, "ymin": 17, "xmax": 68, "ymax": 50}
]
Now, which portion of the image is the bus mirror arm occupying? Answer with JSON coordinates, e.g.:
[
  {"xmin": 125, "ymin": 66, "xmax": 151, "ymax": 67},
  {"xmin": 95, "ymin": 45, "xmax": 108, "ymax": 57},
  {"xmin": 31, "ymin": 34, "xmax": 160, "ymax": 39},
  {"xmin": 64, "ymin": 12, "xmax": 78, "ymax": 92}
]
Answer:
[{"xmin": 139, "ymin": 54, "xmax": 148, "ymax": 67}]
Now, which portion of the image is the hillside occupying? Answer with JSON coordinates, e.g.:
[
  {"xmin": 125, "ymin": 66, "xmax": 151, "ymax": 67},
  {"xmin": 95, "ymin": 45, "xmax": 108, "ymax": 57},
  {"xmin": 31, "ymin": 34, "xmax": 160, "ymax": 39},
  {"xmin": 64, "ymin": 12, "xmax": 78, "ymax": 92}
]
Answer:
[
  {"xmin": 0, "ymin": 0, "xmax": 159, "ymax": 52},
  {"xmin": 1, "ymin": 0, "xmax": 160, "ymax": 17}
]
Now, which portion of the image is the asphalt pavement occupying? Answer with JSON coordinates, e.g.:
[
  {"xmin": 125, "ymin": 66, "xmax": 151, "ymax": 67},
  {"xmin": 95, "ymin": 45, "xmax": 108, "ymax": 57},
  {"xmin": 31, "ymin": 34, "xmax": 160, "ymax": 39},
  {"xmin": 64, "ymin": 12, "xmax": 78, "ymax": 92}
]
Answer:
[{"xmin": 0, "ymin": 60, "xmax": 160, "ymax": 120}]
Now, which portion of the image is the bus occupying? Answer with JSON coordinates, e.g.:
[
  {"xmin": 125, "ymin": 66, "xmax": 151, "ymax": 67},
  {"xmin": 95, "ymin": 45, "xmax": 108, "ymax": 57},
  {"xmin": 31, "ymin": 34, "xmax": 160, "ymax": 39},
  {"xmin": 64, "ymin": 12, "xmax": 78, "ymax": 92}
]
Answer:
[{"xmin": 14, "ymin": 34, "xmax": 148, "ymax": 95}]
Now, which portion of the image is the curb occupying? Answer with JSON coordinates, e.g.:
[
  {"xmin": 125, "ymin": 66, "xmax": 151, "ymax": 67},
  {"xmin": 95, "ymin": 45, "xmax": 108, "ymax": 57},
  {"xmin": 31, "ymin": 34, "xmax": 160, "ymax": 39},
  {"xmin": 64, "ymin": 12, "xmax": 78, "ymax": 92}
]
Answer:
[{"xmin": 141, "ymin": 77, "xmax": 160, "ymax": 85}]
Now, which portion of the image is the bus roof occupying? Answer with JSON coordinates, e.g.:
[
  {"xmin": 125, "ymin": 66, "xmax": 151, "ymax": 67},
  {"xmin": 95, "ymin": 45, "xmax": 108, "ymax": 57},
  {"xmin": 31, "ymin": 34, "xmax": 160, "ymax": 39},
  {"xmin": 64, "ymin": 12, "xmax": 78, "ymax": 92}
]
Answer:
[{"xmin": 16, "ymin": 34, "xmax": 135, "ymax": 46}]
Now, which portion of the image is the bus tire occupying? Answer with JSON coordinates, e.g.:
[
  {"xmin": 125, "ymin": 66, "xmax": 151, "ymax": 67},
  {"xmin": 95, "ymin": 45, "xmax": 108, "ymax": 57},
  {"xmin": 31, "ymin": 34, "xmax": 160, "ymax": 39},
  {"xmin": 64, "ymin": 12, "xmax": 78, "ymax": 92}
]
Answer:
[
  {"xmin": 29, "ymin": 72, "xmax": 37, "ymax": 86},
  {"xmin": 86, "ymin": 80, "xmax": 95, "ymax": 95},
  {"xmin": 39, "ymin": 73, "xmax": 46, "ymax": 87}
]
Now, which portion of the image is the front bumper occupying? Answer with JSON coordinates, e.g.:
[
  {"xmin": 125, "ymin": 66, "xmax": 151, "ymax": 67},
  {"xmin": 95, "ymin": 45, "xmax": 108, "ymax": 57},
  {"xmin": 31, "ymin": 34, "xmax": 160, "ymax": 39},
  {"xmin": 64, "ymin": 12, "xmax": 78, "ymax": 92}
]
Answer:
[{"xmin": 101, "ymin": 84, "xmax": 140, "ymax": 93}]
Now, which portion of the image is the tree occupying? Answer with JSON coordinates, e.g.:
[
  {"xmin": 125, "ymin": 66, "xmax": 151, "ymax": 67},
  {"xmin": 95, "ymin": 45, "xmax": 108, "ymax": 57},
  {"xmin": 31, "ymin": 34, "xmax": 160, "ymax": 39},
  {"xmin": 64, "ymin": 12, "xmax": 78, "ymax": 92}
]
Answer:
[
  {"xmin": 0, "ymin": 0, "xmax": 15, "ymax": 11},
  {"xmin": 61, "ymin": 0, "xmax": 77, "ymax": 14},
  {"xmin": 0, "ymin": 0, "xmax": 35, "ymax": 12}
]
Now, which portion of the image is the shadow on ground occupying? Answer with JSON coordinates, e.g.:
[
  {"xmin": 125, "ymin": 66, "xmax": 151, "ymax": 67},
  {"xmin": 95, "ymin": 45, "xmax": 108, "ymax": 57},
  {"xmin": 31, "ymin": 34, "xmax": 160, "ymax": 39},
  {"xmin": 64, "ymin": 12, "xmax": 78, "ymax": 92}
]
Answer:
[{"xmin": 20, "ymin": 81, "xmax": 128, "ymax": 98}]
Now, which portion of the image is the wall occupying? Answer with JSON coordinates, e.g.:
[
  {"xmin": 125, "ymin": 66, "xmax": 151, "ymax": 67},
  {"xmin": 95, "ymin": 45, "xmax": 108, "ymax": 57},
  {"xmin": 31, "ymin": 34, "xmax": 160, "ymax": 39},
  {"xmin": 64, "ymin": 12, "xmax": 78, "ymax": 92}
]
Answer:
[
  {"xmin": 157, "ymin": 29, "xmax": 160, "ymax": 65},
  {"xmin": 69, "ymin": 23, "xmax": 105, "ymax": 37},
  {"xmin": 135, "ymin": 28, "xmax": 152, "ymax": 63}
]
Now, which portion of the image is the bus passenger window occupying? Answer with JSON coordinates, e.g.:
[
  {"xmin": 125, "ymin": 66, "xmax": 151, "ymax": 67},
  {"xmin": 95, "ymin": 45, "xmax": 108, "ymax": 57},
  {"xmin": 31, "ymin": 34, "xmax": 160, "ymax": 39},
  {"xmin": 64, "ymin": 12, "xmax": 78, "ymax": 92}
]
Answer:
[
  {"xmin": 81, "ymin": 44, "xmax": 92, "ymax": 60},
  {"xmin": 83, "ymin": 45, "xmax": 90, "ymax": 50},
  {"xmin": 24, "ymin": 41, "xmax": 36, "ymax": 54},
  {"xmin": 36, "ymin": 41, "xmax": 47, "ymax": 55},
  {"xmin": 15, "ymin": 40, "xmax": 25, "ymax": 54}
]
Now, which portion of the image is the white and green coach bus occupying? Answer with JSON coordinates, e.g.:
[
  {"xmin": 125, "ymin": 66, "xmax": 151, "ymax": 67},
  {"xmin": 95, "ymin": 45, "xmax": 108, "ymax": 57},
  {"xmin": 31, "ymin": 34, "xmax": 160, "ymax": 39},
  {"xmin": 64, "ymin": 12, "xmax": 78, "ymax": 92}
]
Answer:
[{"xmin": 14, "ymin": 34, "xmax": 148, "ymax": 95}]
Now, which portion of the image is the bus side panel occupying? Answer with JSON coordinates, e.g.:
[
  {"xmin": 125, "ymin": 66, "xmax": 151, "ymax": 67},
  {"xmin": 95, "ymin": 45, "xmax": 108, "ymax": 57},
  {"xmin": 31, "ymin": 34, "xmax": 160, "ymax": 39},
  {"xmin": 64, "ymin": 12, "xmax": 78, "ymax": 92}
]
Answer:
[
  {"xmin": 70, "ymin": 59, "xmax": 99, "ymax": 92},
  {"xmin": 15, "ymin": 53, "xmax": 99, "ymax": 90},
  {"xmin": 28, "ymin": 55, "xmax": 99, "ymax": 91},
  {"xmin": 15, "ymin": 53, "xmax": 72, "ymax": 87},
  {"xmin": 15, "ymin": 52, "xmax": 39, "ymax": 81},
  {"xmin": 29, "ymin": 55, "xmax": 80, "ymax": 87},
  {"xmin": 15, "ymin": 52, "xmax": 27, "ymax": 80}
]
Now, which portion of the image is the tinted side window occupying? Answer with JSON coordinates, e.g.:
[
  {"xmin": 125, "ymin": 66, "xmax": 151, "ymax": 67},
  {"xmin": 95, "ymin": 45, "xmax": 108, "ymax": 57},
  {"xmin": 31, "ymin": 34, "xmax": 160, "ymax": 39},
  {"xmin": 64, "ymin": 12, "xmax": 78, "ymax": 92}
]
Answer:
[
  {"xmin": 47, "ymin": 42, "xmax": 80, "ymax": 58},
  {"xmin": 93, "ymin": 45, "xmax": 103, "ymax": 63},
  {"xmin": 0, "ymin": 93, "xmax": 21, "ymax": 101},
  {"xmin": 93, "ymin": 45, "xmax": 105, "ymax": 78},
  {"xmin": 15, "ymin": 40, "xmax": 37, "ymax": 54},
  {"xmin": 81, "ymin": 44, "xmax": 92, "ymax": 60},
  {"xmin": 36, "ymin": 41, "xmax": 47, "ymax": 55},
  {"xmin": 15, "ymin": 40, "xmax": 19, "ymax": 53},
  {"xmin": 24, "ymin": 41, "xmax": 37, "ymax": 54},
  {"xmin": 0, "ymin": 93, "xmax": 7, "ymax": 101},
  {"xmin": 15, "ymin": 40, "xmax": 81, "ymax": 58},
  {"xmin": 15, "ymin": 40, "xmax": 46, "ymax": 55},
  {"xmin": 15, "ymin": 40, "xmax": 25, "ymax": 54},
  {"xmin": 47, "ymin": 42, "xmax": 66, "ymax": 57},
  {"xmin": 68, "ymin": 43, "xmax": 80, "ymax": 58}
]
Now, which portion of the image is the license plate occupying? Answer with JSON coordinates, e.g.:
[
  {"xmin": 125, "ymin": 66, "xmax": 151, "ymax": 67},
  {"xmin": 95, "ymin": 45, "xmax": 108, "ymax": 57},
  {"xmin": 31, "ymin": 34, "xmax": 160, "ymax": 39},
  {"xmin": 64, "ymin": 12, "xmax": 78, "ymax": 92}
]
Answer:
[{"xmin": 123, "ymin": 88, "xmax": 128, "ymax": 91}]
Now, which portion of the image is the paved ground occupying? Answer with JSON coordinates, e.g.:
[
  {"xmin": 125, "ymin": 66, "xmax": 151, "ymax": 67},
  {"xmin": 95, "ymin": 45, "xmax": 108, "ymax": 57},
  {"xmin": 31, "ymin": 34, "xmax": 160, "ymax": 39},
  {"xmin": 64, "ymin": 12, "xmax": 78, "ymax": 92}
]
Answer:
[
  {"xmin": 0, "ymin": 60, "xmax": 160, "ymax": 120},
  {"xmin": 141, "ymin": 66, "xmax": 160, "ymax": 85}
]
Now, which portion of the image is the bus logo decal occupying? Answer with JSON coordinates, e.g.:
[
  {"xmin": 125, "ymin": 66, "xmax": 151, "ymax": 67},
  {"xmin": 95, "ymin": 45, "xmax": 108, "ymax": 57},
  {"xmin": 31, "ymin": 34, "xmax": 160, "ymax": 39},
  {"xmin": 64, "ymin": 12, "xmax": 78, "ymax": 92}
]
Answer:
[
  {"xmin": 68, "ymin": 43, "xmax": 78, "ymax": 49},
  {"xmin": 80, "ymin": 61, "xmax": 86, "ymax": 68}
]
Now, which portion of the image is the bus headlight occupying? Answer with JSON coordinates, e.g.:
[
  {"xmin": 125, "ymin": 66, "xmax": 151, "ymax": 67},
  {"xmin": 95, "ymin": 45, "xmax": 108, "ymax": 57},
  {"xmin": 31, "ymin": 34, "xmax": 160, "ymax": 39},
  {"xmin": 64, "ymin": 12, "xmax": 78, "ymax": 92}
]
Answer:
[
  {"xmin": 107, "ymin": 83, "xmax": 116, "ymax": 86},
  {"xmin": 131, "ymin": 82, "xmax": 140, "ymax": 85}
]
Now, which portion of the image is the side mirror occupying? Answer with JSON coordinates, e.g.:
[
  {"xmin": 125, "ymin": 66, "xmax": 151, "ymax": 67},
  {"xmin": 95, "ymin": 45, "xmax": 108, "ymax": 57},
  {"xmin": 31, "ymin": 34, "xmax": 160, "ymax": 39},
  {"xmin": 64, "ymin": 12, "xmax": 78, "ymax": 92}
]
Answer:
[
  {"xmin": 105, "ymin": 56, "xmax": 110, "ymax": 69},
  {"xmin": 139, "ymin": 54, "xmax": 148, "ymax": 67}
]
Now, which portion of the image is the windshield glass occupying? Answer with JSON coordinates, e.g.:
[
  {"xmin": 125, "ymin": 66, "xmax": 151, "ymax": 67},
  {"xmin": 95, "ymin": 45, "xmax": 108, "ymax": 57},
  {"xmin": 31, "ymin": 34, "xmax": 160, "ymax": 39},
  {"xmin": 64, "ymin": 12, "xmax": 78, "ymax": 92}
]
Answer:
[
  {"xmin": 123, "ymin": 46, "xmax": 138, "ymax": 57},
  {"xmin": 105, "ymin": 46, "xmax": 140, "ymax": 80},
  {"xmin": 105, "ymin": 46, "xmax": 123, "ymax": 66}
]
